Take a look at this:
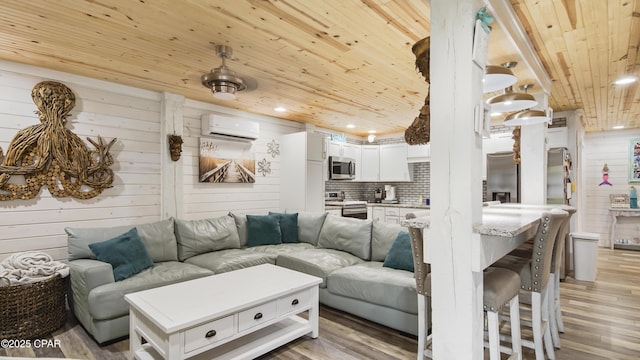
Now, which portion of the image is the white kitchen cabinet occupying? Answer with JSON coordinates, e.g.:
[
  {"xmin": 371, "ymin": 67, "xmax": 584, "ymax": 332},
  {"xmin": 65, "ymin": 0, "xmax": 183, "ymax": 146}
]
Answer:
[
  {"xmin": 547, "ymin": 127, "xmax": 568, "ymax": 149},
  {"xmin": 372, "ymin": 207, "xmax": 385, "ymax": 222},
  {"xmin": 360, "ymin": 145, "xmax": 380, "ymax": 181},
  {"xmin": 384, "ymin": 207, "xmax": 401, "ymax": 224},
  {"xmin": 407, "ymin": 143, "xmax": 430, "ymax": 163},
  {"xmin": 367, "ymin": 207, "xmax": 373, "ymax": 220},
  {"xmin": 280, "ymin": 132, "xmax": 326, "ymax": 212},
  {"xmin": 379, "ymin": 143, "xmax": 412, "ymax": 181}
]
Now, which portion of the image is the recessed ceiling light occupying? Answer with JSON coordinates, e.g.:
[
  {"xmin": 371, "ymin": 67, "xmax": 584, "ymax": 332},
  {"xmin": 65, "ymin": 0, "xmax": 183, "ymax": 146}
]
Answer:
[
  {"xmin": 274, "ymin": 106, "xmax": 286, "ymax": 112},
  {"xmin": 346, "ymin": 124, "xmax": 355, "ymax": 129},
  {"xmin": 368, "ymin": 130, "xmax": 377, "ymax": 134},
  {"xmin": 614, "ymin": 76, "xmax": 638, "ymax": 85},
  {"xmin": 613, "ymin": 125, "xmax": 625, "ymax": 129}
]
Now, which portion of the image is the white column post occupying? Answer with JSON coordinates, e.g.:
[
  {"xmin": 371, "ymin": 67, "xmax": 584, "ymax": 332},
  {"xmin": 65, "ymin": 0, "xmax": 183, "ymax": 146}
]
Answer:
[
  {"xmin": 520, "ymin": 91, "xmax": 548, "ymax": 205},
  {"xmin": 160, "ymin": 92, "xmax": 185, "ymax": 219},
  {"xmin": 429, "ymin": 0, "xmax": 484, "ymax": 358}
]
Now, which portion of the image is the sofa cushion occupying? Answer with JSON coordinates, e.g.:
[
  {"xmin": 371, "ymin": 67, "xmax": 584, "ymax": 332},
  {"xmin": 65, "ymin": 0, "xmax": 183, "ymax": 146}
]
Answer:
[
  {"xmin": 229, "ymin": 212, "xmax": 248, "ymax": 247},
  {"xmin": 326, "ymin": 262, "xmax": 418, "ymax": 314},
  {"xmin": 184, "ymin": 248, "xmax": 275, "ymax": 274},
  {"xmin": 66, "ymin": 218, "xmax": 179, "ymax": 262},
  {"xmin": 244, "ymin": 243, "xmax": 315, "ymax": 256},
  {"xmin": 317, "ymin": 216, "xmax": 373, "ymax": 260},
  {"xmin": 276, "ymin": 249, "xmax": 364, "ymax": 288},
  {"xmin": 371, "ymin": 221, "xmax": 405, "ymax": 261},
  {"xmin": 247, "ymin": 214, "xmax": 282, "ymax": 247},
  {"xmin": 297, "ymin": 212, "xmax": 327, "ymax": 246},
  {"xmin": 175, "ymin": 215, "xmax": 241, "ymax": 261},
  {"xmin": 269, "ymin": 212, "xmax": 299, "ymax": 243},
  {"xmin": 87, "ymin": 261, "xmax": 213, "ymax": 320},
  {"xmin": 88, "ymin": 228, "xmax": 154, "ymax": 281},
  {"xmin": 383, "ymin": 231, "xmax": 414, "ymax": 272}
]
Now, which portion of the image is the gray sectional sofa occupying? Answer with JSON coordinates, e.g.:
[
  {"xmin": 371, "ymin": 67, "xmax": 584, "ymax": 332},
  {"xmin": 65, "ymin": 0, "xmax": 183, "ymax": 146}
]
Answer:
[{"xmin": 66, "ymin": 211, "xmax": 420, "ymax": 344}]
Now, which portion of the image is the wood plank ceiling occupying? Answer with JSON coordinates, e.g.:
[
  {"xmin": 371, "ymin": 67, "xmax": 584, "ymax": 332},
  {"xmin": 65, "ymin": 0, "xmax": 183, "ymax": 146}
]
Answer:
[{"xmin": 0, "ymin": 0, "xmax": 637, "ymax": 136}]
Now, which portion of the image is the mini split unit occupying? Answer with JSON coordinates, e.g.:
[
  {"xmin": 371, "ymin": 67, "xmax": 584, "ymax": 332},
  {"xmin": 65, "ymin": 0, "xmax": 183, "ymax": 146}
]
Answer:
[{"xmin": 201, "ymin": 114, "xmax": 259, "ymax": 141}]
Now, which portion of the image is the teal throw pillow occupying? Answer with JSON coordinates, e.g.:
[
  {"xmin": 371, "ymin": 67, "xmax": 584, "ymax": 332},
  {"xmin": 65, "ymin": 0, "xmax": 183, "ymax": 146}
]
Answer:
[
  {"xmin": 246, "ymin": 215, "xmax": 282, "ymax": 247},
  {"xmin": 88, "ymin": 228, "xmax": 154, "ymax": 281},
  {"xmin": 382, "ymin": 231, "xmax": 414, "ymax": 272},
  {"xmin": 268, "ymin": 212, "xmax": 299, "ymax": 243}
]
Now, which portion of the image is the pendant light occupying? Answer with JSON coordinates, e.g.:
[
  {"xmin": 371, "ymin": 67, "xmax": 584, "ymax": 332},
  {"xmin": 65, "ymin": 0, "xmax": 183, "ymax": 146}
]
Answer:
[
  {"xmin": 483, "ymin": 64, "xmax": 517, "ymax": 93},
  {"xmin": 486, "ymin": 83, "xmax": 538, "ymax": 113},
  {"xmin": 503, "ymin": 108, "xmax": 553, "ymax": 126}
]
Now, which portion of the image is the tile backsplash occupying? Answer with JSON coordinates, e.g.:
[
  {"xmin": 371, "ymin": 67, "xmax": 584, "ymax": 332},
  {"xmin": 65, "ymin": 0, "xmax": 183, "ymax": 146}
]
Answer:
[{"xmin": 325, "ymin": 162, "xmax": 430, "ymax": 205}]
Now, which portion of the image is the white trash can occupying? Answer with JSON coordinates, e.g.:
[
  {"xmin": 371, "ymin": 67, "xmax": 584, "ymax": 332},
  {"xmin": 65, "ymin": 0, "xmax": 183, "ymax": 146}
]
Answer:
[{"xmin": 571, "ymin": 232, "xmax": 600, "ymax": 281}]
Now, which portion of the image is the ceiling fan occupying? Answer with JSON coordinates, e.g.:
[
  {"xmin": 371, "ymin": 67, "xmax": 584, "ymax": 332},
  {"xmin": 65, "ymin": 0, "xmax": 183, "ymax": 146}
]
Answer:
[{"xmin": 201, "ymin": 45, "xmax": 257, "ymax": 100}]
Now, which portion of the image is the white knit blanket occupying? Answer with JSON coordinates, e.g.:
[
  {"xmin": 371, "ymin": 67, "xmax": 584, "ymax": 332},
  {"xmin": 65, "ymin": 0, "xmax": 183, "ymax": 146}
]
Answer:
[{"xmin": 0, "ymin": 251, "xmax": 69, "ymax": 286}]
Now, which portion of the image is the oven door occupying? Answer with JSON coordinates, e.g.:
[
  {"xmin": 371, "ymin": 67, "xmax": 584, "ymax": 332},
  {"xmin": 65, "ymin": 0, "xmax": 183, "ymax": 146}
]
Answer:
[{"xmin": 329, "ymin": 156, "xmax": 356, "ymax": 180}]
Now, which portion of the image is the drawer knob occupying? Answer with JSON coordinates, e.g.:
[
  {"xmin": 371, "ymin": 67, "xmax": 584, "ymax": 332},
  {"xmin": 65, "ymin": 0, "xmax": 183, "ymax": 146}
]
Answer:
[
  {"xmin": 205, "ymin": 330, "xmax": 217, "ymax": 338},
  {"xmin": 254, "ymin": 312, "xmax": 263, "ymax": 320},
  {"xmin": 291, "ymin": 299, "xmax": 299, "ymax": 306}
]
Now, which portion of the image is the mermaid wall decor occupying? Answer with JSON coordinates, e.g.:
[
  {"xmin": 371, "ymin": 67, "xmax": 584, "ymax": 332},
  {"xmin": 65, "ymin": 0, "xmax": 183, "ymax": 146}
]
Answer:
[{"xmin": 0, "ymin": 81, "xmax": 117, "ymax": 201}]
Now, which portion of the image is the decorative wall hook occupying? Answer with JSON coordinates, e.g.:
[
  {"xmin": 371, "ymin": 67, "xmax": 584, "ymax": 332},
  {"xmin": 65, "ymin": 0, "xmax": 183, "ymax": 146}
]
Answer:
[
  {"xmin": 168, "ymin": 134, "xmax": 183, "ymax": 161},
  {"xmin": 0, "ymin": 81, "xmax": 117, "ymax": 200}
]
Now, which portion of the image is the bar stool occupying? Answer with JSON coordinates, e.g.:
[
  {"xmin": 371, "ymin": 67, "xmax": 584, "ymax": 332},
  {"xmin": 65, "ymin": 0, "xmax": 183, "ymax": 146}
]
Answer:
[
  {"xmin": 493, "ymin": 209, "xmax": 568, "ymax": 360},
  {"xmin": 406, "ymin": 213, "xmax": 522, "ymax": 360},
  {"xmin": 406, "ymin": 224, "xmax": 432, "ymax": 359},
  {"xmin": 548, "ymin": 208, "xmax": 575, "ymax": 348}
]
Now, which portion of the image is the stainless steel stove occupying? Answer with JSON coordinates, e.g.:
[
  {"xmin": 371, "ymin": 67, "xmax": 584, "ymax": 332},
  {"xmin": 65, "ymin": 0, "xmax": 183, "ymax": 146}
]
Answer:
[{"xmin": 341, "ymin": 200, "xmax": 368, "ymax": 219}]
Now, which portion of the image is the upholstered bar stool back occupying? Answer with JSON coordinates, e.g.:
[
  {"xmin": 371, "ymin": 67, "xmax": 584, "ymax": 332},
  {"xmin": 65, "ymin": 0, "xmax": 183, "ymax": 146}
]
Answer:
[
  {"xmin": 548, "ymin": 207, "xmax": 576, "ymax": 348},
  {"xmin": 406, "ymin": 215, "xmax": 432, "ymax": 360}
]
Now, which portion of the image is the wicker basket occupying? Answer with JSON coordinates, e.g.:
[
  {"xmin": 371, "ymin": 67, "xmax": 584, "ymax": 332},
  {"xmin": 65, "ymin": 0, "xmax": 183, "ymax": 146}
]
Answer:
[{"xmin": 0, "ymin": 275, "xmax": 68, "ymax": 339}]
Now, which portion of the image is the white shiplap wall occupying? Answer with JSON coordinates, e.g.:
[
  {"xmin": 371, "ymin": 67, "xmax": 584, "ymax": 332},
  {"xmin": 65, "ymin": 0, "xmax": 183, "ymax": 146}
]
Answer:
[
  {"xmin": 0, "ymin": 61, "xmax": 306, "ymax": 261},
  {"xmin": 180, "ymin": 100, "xmax": 304, "ymax": 220},
  {"xmin": 0, "ymin": 62, "xmax": 162, "ymax": 261},
  {"xmin": 582, "ymin": 129, "xmax": 640, "ymax": 246}
]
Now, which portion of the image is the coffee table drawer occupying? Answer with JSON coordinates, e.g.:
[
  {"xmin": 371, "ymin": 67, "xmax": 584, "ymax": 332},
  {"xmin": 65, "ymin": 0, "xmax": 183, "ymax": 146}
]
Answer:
[
  {"xmin": 278, "ymin": 289, "xmax": 311, "ymax": 315},
  {"xmin": 184, "ymin": 315, "xmax": 235, "ymax": 353},
  {"xmin": 238, "ymin": 301, "xmax": 277, "ymax": 332}
]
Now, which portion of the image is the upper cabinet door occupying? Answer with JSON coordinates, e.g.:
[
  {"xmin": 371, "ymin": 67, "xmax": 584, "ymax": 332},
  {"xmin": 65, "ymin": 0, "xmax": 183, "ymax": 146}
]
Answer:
[
  {"xmin": 380, "ymin": 143, "xmax": 411, "ymax": 181},
  {"xmin": 360, "ymin": 145, "xmax": 380, "ymax": 181}
]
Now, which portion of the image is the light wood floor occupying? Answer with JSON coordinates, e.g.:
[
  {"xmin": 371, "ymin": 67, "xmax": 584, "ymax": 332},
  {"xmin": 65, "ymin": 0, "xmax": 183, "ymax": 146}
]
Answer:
[{"xmin": 1, "ymin": 248, "xmax": 638, "ymax": 359}]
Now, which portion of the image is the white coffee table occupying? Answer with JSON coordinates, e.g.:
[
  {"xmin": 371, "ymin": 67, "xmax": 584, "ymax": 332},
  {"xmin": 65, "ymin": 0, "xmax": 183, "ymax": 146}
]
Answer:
[{"xmin": 124, "ymin": 264, "xmax": 322, "ymax": 360}]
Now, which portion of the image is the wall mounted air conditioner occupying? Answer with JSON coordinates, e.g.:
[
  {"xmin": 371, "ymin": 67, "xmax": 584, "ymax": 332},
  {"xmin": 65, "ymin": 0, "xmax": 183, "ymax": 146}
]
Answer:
[{"xmin": 201, "ymin": 114, "xmax": 259, "ymax": 140}]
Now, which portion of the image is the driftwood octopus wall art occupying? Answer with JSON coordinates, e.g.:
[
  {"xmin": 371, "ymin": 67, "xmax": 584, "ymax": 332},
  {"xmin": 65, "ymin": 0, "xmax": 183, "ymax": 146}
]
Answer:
[
  {"xmin": 405, "ymin": 37, "xmax": 430, "ymax": 145},
  {"xmin": 0, "ymin": 81, "xmax": 117, "ymax": 201}
]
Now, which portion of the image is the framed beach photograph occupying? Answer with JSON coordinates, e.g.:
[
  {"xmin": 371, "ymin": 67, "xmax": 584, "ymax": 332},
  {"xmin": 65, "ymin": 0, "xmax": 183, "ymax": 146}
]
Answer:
[
  {"xmin": 630, "ymin": 138, "xmax": 640, "ymax": 183},
  {"xmin": 199, "ymin": 137, "xmax": 256, "ymax": 183}
]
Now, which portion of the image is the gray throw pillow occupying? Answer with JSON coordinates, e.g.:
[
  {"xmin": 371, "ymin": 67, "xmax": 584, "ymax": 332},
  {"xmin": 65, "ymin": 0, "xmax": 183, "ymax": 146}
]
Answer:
[
  {"xmin": 175, "ymin": 215, "xmax": 241, "ymax": 261},
  {"xmin": 317, "ymin": 216, "xmax": 373, "ymax": 260}
]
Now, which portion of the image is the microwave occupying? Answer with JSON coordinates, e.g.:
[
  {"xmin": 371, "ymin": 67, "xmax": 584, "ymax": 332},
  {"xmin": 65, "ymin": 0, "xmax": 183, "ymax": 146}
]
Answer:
[{"xmin": 329, "ymin": 156, "xmax": 356, "ymax": 180}]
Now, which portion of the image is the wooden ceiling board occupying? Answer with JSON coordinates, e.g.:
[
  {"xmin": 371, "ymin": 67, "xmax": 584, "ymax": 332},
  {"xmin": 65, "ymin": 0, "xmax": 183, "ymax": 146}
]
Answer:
[{"xmin": 0, "ymin": 0, "xmax": 636, "ymax": 134}]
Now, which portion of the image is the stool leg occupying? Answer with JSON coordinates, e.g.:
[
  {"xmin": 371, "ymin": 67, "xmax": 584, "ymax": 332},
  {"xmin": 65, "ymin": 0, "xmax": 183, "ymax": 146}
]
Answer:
[
  {"xmin": 548, "ymin": 275, "xmax": 561, "ymax": 348},
  {"xmin": 531, "ymin": 292, "xmax": 546, "ymax": 360},
  {"xmin": 555, "ymin": 272, "xmax": 565, "ymax": 333},
  {"xmin": 509, "ymin": 295, "xmax": 522, "ymax": 360},
  {"xmin": 418, "ymin": 294, "xmax": 427, "ymax": 360},
  {"xmin": 487, "ymin": 310, "xmax": 500, "ymax": 360},
  {"xmin": 542, "ymin": 289, "xmax": 556, "ymax": 359}
]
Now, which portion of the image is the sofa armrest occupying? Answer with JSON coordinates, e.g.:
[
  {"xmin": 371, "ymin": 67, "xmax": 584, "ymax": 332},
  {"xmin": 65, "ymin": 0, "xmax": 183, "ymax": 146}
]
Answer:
[
  {"xmin": 69, "ymin": 259, "xmax": 115, "ymax": 290},
  {"xmin": 68, "ymin": 259, "xmax": 115, "ymax": 318}
]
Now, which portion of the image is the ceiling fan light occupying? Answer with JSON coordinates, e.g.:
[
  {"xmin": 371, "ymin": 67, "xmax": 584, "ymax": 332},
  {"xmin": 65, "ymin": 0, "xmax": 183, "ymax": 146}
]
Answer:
[
  {"xmin": 503, "ymin": 109, "xmax": 550, "ymax": 126},
  {"xmin": 486, "ymin": 91, "xmax": 537, "ymax": 113},
  {"xmin": 211, "ymin": 83, "xmax": 237, "ymax": 100},
  {"xmin": 483, "ymin": 65, "xmax": 517, "ymax": 93}
]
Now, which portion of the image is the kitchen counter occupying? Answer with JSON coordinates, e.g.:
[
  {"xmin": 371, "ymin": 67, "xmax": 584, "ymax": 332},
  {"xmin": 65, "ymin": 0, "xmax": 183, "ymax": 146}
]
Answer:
[{"xmin": 325, "ymin": 201, "xmax": 430, "ymax": 209}]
